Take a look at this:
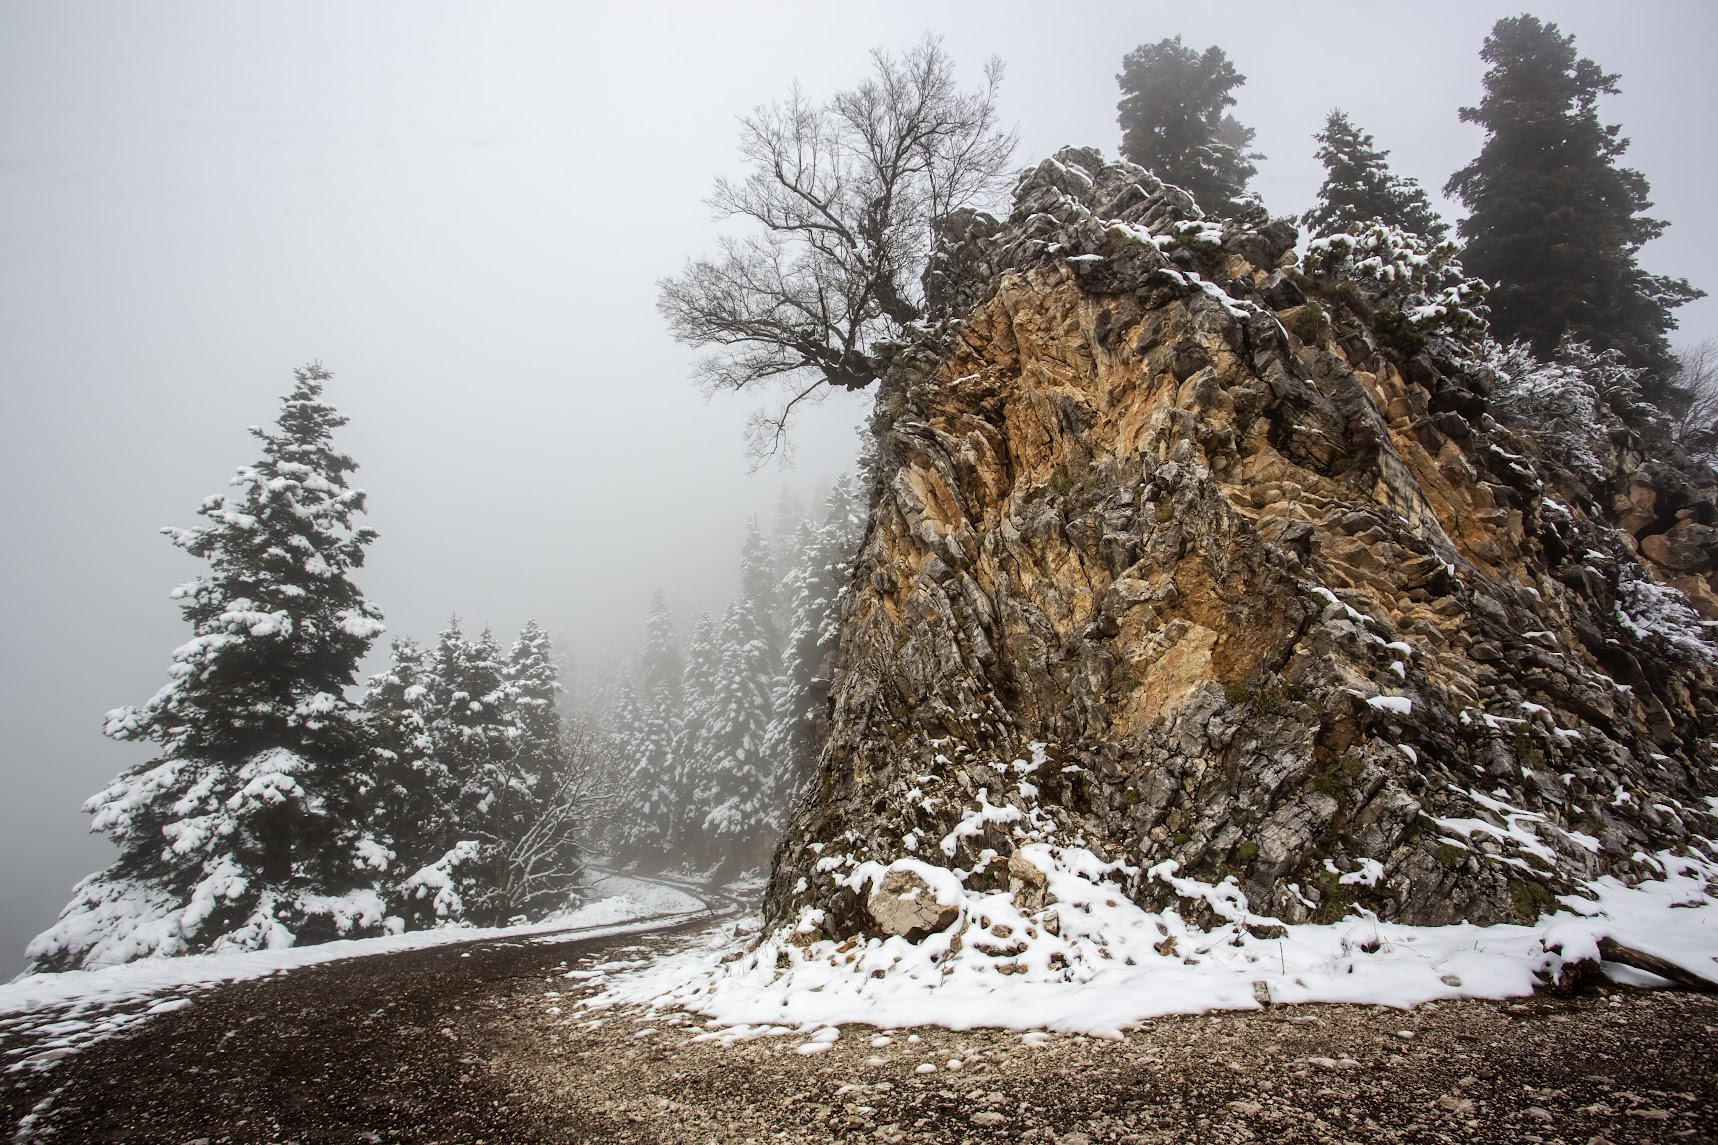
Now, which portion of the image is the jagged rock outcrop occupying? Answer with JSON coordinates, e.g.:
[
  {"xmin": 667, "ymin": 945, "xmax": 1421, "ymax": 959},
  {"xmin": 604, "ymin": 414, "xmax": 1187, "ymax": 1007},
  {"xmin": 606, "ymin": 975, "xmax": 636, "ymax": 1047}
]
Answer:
[{"xmin": 766, "ymin": 147, "xmax": 1718, "ymax": 941}]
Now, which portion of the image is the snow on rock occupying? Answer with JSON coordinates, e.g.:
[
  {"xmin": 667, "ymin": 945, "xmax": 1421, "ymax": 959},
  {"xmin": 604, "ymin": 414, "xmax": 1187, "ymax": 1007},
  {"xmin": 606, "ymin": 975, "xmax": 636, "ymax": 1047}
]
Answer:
[{"xmin": 586, "ymin": 847, "xmax": 1718, "ymax": 1040}]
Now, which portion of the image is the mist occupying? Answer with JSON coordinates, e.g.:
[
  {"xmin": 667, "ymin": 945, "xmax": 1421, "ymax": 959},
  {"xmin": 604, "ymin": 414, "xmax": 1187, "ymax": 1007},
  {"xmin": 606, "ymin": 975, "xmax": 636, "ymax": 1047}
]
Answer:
[{"xmin": 2, "ymin": 0, "xmax": 1714, "ymax": 973}]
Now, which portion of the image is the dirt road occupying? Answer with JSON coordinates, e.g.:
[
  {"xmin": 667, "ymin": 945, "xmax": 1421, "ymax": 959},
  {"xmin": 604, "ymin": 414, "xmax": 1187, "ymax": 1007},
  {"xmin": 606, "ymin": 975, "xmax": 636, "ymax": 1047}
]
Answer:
[{"xmin": 3, "ymin": 919, "xmax": 1714, "ymax": 1143}]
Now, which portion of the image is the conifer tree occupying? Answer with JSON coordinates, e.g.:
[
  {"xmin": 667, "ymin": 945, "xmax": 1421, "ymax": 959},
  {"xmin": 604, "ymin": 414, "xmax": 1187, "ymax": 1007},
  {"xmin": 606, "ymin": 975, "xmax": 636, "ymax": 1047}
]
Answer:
[
  {"xmin": 390, "ymin": 620, "xmax": 507, "ymax": 926},
  {"xmin": 615, "ymin": 593, "xmax": 683, "ymax": 867},
  {"xmin": 697, "ymin": 599, "xmax": 779, "ymax": 872},
  {"xmin": 764, "ymin": 476, "xmax": 866, "ymax": 800},
  {"xmin": 1115, "ymin": 37, "xmax": 1260, "ymax": 216},
  {"xmin": 393, "ymin": 621, "xmax": 587, "ymax": 925},
  {"xmin": 506, "ymin": 621, "xmax": 562, "ymax": 761},
  {"xmin": 1445, "ymin": 15, "xmax": 1703, "ymax": 392},
  {"xmin": 1301, "ymin": 110, "xmax": 1447, "ymax": 240},
  {"xmin": 673, "ymin": 611, "xmax": 723, "ymax": 862},
  {"xmin": 30, "ymin": 365, "xmax": 389, "ymax": 970},
  {"xmin": 365, "ymin": 636, "xmax": 447, "ymax": 876},
  {"xmin": 738, "ymin": 518, "xmax": 781, "ymax": 644}
]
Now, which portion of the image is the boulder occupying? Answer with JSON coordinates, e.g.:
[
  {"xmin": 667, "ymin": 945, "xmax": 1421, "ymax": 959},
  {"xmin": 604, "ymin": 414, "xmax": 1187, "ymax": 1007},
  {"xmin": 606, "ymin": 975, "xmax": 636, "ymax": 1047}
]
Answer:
[{"xmin": 866, "ymin": 869, "xmax": 959, "ymax": 942}]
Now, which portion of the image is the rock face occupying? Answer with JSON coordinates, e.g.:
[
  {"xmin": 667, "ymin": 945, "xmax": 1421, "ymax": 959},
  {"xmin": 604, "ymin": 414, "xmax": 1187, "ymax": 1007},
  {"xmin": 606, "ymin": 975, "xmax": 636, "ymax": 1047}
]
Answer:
[{"xmin": 765, "ymin": 147, "xmax": 1718, "ymax": 939}]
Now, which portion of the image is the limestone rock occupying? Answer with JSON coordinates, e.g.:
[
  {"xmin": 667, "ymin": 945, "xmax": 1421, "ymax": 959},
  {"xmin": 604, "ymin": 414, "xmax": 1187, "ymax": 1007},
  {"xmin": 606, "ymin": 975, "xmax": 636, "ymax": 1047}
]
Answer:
[
  {"xmin": 765, "ymin": 146, "xmax": 1718, "ymax": 940},
  {"xmin": 1642, "ymin": 519, "xmax": 1718, "ymax": 573},
  {"xmin": 866, "ymin": 869, "xmax": 959, "ymax": 941}
]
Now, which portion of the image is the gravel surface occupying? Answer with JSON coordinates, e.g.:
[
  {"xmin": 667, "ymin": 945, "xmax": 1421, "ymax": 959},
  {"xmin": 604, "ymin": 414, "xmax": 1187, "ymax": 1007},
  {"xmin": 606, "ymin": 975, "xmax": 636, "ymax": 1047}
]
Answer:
[{"xmin": 3, "ymin": 922, "xmax": 1713, "ymax": 1143}]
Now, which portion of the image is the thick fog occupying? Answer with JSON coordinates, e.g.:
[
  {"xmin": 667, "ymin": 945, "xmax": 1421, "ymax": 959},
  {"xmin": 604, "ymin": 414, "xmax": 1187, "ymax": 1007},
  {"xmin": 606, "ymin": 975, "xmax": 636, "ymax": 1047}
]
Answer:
[{"xmin": 2, "ymin": 0, "xmax": 1713, "ymax": 972}]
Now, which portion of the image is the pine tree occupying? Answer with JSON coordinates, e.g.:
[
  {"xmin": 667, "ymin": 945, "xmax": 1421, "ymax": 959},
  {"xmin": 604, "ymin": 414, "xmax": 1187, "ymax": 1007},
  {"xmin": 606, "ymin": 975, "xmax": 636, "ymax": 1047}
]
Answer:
[
  {"xmin": 29, "ymin": 365, "xmax": 389, "ymax": 970},
  {"xmin": 506, "ymin": 620, "xmax": 563, "ymax": 766},
  {"xmin": 697, "ymin": 599, "xmax": 779, "ymax": 873},
  {"xmin": 391, "ymin": 619, "xmax": 509, "ymax": 926},
  {"xmin": 1445, "ymin": 15, "xmax": 1703, "ymax": 394},
  {"xmin": 491, "ymin": 622, "xmax": 586, "ymax": 917},
  {"xmin": 769, "ymin": 487, "xmax": 806, "ymax": 572},
  {"xmin": 394, "ymin": 621, "xmax": 587, "ymax": 926},
  {"xmin": 1301, "ymin": 110, "xmax": 1447, "ymax": 240},
  {"xmin": 763, "ymin": 475, "xmax": 866, "ymax": 802},
  {"xmin": 672, "ymin": 611, "xmax": 723, "ymax": 863},
  {"xmin": 365, "ymin": 637, "xmax": 447, "ymax": 878},
  {"xmin": 615, "ymin": 593, "xmax": 682, "ymax": 868},
  {"xmin": 1116, "ymin": 37, "xmax": 1260, "ymax": 216},
  {"xmin": 738, "ymin": 518, "xmax": 781, "ymax": 644}
]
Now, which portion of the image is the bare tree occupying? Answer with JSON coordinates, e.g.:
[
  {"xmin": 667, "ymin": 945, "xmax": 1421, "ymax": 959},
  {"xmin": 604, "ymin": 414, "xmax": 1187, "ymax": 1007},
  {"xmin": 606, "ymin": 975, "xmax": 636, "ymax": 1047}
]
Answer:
[
  {"xmin": 659, "ymin": 36, "xmax": 1017, "ymax": 464},
  {"xmin": 493, "ymin": 719, "xmax": 620, "ymax": 920},
  {"xmin": 1670, "ymin": 340, "xmax": 1718, "ymax": 460}
]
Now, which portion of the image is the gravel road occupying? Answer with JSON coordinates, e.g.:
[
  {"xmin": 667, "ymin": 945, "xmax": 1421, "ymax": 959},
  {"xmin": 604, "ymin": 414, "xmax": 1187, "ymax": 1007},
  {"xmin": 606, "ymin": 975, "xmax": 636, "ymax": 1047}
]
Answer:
[{"xmin": 3, "ymin": 919, "xmax": 1713, "ymax": 1143}]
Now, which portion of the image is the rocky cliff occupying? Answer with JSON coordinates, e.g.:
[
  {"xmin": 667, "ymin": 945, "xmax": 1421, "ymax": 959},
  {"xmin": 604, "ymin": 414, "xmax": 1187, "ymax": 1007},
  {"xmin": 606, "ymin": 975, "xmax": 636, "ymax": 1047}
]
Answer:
[{"xmin": 764, "ymin": 147, "xmax": 1718, "ymax": 947}]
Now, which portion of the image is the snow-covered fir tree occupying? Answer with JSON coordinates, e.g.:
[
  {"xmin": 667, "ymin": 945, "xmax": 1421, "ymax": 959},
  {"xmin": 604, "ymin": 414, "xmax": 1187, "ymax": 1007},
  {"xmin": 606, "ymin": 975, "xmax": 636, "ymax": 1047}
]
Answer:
[
  {"xmin": 365, "ymin": 636, "xmax": 448, "ymax": 877},
  {"xmin": 671, "ymin": 611, "xmax": 724, "ymax": 857},
  {"xmin": 387, "ymin": 619, "xmax": 590, "ymax": 927},
  {"xmin": 29, "ymin": 365, "xmax": 389, "ymax": 971},
  {"xmin": 506, "ymin": 620, "xmax": 562, "ymax": 764},
  {"xmin": 393, "ymin": 615, "xmax": 594, "ymax": 928},
  {"xmin": 695, "ymin": 597, "xmax": 781, "ymax": 872},
  {"xmin": 762, "ymin": 475, "xmax": 866, "ymax": 802},
  {"xmin": 599, "ymin": 480, "xmax": 868, "ymax": 876},
  {"xmin": 613, "ymin": 593, "xmax": 683, "ymax": 867},
  {"xmin": 738, "ymin": 518, "xmax": 781, "ymax": 644},
  {"xmin": 1301, "ymin": 109, "xmax": 1447, "ymax": 240}
]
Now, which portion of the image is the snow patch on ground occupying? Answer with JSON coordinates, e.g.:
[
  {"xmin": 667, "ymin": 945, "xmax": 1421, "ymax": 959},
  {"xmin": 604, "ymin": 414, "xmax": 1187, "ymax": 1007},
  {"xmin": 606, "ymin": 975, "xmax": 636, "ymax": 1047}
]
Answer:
[{"xmin": 582, "ymin": 848, "xmax": 1718, "ymax": 1041}]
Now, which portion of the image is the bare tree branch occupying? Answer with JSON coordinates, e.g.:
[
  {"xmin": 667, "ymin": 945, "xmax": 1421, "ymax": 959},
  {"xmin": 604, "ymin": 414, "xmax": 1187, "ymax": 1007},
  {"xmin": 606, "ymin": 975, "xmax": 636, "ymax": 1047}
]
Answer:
[
  {"xmin": 659, "ymin": 35, "xmax": 1017, "ymax": 465},
  {"xmin": 1670, "ymin": 340, "xmax": 1718, "ymax": 460}
]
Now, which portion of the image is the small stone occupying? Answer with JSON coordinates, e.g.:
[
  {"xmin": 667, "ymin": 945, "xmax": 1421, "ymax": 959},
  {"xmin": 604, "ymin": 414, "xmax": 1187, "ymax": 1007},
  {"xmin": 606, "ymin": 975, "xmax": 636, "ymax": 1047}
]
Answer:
[
  {"xmin": 914, "ymin": 1063, "xmax": 937, "ymax": 1075},
  {"xmin": 1441, "ymin": 974, "xmax": 1463, "ymax": 987},
  {"xmin": 1227, "ymin": 1100, "xmax": 1263, "ymax": 1116},
  {"xmin": 1396, "ymin": 1029, "xmax": 1415, "ymax": 1039},
  {"xmin": 971, "ymin": 1111, "xmax": 1007, "ymax": 1127},
  {"xmin": 1526, "ymin": 1106, "xmax": 1554, "ymax": 1123}
]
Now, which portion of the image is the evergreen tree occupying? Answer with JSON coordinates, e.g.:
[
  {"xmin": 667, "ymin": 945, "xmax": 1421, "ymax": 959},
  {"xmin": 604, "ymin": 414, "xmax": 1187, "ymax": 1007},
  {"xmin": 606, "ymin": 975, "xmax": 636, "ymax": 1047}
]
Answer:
[
  {"xmin": 29, "ymin": 365, "xmax": 389, "ymax": 970},
  {"xmin": 639, "ymin": 591, "xmax": 683, "ymax": 708},
  {"xmin": 763, "ymin": 475, "xmax": 866, "ymax": 801},
  {"xmin": 506, "ymin": 620, "xmax": 563, "ymax": 765},
  {"xmin": 394, "ymin": 620, "xmax": 586, "ymax": 926},
  {"xmin": 1445, "ymin": 15, "xmax": 1703, "ymax": 393},
  {"xmin": 615, "ymin": 593, "xmax": 682, "ymax": 867},
  {"xmin": 769, "ymin": 488, "xmax": 807, "ymax": 573},
  {"xmin": 672, "ymin": 611, "xmax": 723, "ymax": 861},
  {"xmin": 1115, "ymin": 36, "xmax": 1260, "ymax": 216},
  {"xmin": 365, "ymin": 637, "xmax": 447, "ymax": 877},
  {"xmin": 1301, "ymin": 110, "xmax": 1447, "ymax": 240},
  {"xmin": 697, "ymin": 599, "xmax": 779, "ymax": 872},
  {"xmin": 738, "ymin": 518, "xmax": 781, "ymax": 644}
]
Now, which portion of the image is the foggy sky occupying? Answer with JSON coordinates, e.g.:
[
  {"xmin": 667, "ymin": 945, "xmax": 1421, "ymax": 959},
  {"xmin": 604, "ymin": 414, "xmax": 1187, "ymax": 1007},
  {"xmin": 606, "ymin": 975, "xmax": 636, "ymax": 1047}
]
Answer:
[{"xmin": 2, "ymin": 0, "xmax": 1714, "ymax": 972}]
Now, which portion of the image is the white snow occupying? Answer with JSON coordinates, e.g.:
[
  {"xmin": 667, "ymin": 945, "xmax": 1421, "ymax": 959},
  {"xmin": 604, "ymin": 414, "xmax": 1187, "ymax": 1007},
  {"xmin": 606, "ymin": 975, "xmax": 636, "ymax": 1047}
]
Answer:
[
  {"xmin": 1367, "ymin": 695, "xmax": 1413, "ymax": 715},
  {"xmin": 583, "ymin": 847, "xmax": 1718, "ymax": 1041}
]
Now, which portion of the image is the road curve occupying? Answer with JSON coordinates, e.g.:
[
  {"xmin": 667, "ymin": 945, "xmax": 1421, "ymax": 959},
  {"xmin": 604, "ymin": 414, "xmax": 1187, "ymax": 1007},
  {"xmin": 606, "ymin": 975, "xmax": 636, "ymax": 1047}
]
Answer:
[{"xmin": 1, "ymin": 873, "xmax": 740, "ymax": 1142}]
